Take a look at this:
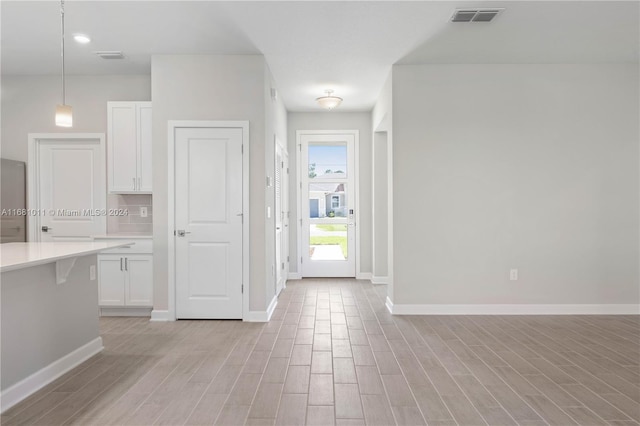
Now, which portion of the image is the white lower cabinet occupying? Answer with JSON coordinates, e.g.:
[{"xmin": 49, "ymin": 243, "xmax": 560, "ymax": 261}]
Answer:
[
  {"xmin": 95, "ymin": 237, "xmax": 153, "ymax": 315},
  {"xmin": 98, "ymin": 254, "xmax": 153, "ymax": 307}
]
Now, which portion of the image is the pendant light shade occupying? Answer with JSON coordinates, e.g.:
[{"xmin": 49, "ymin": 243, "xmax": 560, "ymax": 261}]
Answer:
[
  {"xmin": 316, "ymin": 90, "xmax": 343, "ymax": 110},
  {"xmin": 55, "ymin": 0, "xmax": 72, "ymax": 127},
  {"xmin": 55, "ymin": 104, "xmax": 73, "ymax": 127}
]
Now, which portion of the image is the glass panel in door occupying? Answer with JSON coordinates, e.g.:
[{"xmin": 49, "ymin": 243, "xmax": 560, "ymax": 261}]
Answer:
[{"xmin": 301, "ymin": 135, "xmax": 356, "ymax": 277}]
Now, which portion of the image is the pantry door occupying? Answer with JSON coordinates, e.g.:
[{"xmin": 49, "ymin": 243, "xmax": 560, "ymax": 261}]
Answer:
[
  {"xmin": 28, "ymin": 134, "xmax": 106, "ymax": 242},
  {"xmin": 174, "ymin": 126, "xmax": 244, "ymax": 319}
]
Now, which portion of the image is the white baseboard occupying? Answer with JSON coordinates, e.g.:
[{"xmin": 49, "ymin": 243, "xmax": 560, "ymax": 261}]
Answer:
[
  {"xmin": 387, "ymin": 303, "xmax": 640, "ymax": 315},
  {"xmin": 266, "ymin": 295, "xmax": 278, "ymax": 321},
  {"xmin": 1, "ymin": 337, "xmax": 103, "ymax": 413},
  {"xmin": 385, "ymin": 296, "xmax": 394, "ymax": 314},
  {"xmin": 371, "ymin": 275, "xmax": 389, "ymax": 285},
  {"xmin": 288, "ymin": 273, "xmax": 302, "ymax": 280},
  {"xmin": 244, "ymin": 295, "xmax": 278, "ymax": 322},
  {"xmin": 356, "ymin": 272, "xmax": 372, "ymax": 280},
  {"xmin": 100, "ymin": 307, "xmax": 151, "ymax": 317},
  {"xmin": 150, "ymin": 309, "xmax": 171, "ymax": 322}
]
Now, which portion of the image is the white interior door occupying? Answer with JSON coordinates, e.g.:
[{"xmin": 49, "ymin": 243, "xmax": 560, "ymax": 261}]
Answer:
[
  {"xmin": 175, "ymin": 127, "xmax": 243, "ymax": 319},
  {"xmin": 275, "ymin": 140, "xmax": 289, "ymax": 294},
  {"xmin": 300, "ymin": 133, "xmax": 356, "ymax": 277},
  {"xmin": 37, "ymin": 138, "xmax": 106, "ymax": 241}
]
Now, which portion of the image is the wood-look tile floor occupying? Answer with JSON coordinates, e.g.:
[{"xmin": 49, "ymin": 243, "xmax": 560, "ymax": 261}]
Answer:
[{"xmin": 3, "ymin": 279, "xmax": 639, "ymax": 426}]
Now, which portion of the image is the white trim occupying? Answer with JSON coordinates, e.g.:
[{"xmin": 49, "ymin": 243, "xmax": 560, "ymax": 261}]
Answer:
[
  {"xmin": 288, "ymin": 273, "xmax": 302, "ymax": 280},
  {"xmin": 99, "ymin": 307, "xmax": 151, "ymax": 317},
  {"xmin": 385, "ymin": 296, "xmax": 394, "ymax": 314},
  {"xmin": 387, "ymin": 303, "xmax": 640, "ymax": 315},
  {"xmin": 371, "ymin": 275, "xmax": 389, "ymax": 285},
  {"xmin": 0, "ymin": 337, "xmax": 103, "ymax": 413},
  {"xmin": 245, "ymin": 295, "xmax": 278, "ymax": 322},
  {"xmin": 356, "ymin": 272, "xmax": 372, "ymax": 281},
  {"xmin": 27, "ymin": 133, "xmax": 106, "ymax": 242},
  {"xmin": 295, "ymin": 130, "xmax": 360, "ymax": 278},
  {"xmin": 150, "ymin": 309, "xmax": 170, "ymax": 322},
  {"xmin": 167, "ymin": 121, "xmax": 250, "ymax": 321}
]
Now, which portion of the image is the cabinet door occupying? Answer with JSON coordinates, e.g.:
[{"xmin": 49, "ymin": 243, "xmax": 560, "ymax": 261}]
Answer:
[
  {"xmin": 125, "ymin": 255, "xmax": 153, "ymax": 306},
  {"xmin": 137, "ymin": 103, "xmax": 153, "ymax": 192},
  {"xmin": 108, "ymin": 102, "xmax": 138, "ymax": 193},
  {"xmin": 98, "ymin": 255, "xmax": 125, "ymax": 306}
]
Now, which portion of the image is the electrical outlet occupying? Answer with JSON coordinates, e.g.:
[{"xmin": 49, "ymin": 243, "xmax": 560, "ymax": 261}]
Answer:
[
  {"xmin": 140, "ymin": 206, "xmax": 148, "ymax": 218},
  {"xmin": 90, "ymin": 265, "xmax": 96, "ymax": 280},
  {"xmin": 510, "ymin": 268, "xmax": 518, "ymax": 281}
]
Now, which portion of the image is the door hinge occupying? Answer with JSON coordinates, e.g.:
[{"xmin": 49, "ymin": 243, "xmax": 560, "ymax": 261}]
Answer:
[
  {"xmin": 287, "ymin": 167, "xmax": 289, "ymax": 174},
  {"xmin": 299, "ymin": 144, "xmax": 302, "ymax": 151},
  {"xmin": 281, "ymin": 161, "xmax": 284, "ymax": 168},
  {"xmin": 241, "ymin": 145, "xmax": 244, "ymax": 154},
  {"xmin": 287, "ymin": 255, "xmax": 289, "ymax": 262},
  {"xmin": 282, "ymin": 262, "xmax": 285, "ymax": 270},
  {"xmin": 241, "ymin": 284, "xmax": 244, "ymax": 293},
  {"xmin": 301, "ymin": 257, "xmax": 303, "ymax": 264},
  {"xmin": 299, "ymin": 182, "xmax": 302, "ymax": 189}
]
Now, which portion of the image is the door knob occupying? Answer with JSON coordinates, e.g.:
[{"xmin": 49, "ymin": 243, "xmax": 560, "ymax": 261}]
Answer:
[
  {"xmin": 176, "ymin": 230, "xmax": 191, "ymax": 237},
  {"xmin": 41, "ymin": 226, "xmax": 53, "ymax": 232}
]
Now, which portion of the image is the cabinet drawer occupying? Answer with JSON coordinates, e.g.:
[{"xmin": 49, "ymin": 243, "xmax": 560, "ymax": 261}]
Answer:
[{"xmin": 95, "ymin": 238, "xmax": 152, "ymax": 254}]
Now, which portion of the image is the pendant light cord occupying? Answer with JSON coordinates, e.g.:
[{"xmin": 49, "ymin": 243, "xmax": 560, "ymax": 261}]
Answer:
[{"xmin": 60, "ymin": 0, "xmax": 65, "ymax": 105}]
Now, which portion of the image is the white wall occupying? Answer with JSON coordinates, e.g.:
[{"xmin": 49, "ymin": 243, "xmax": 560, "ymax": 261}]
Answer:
[
  {"xmin": 287, "ymin": 112, "xmax": 373, "ymax": 277},
  {"xmin": 0, "ymin": 75, "xmax": 151, "ymax": 233},
  {"xmin": 372, "ymin": 71, "xmax": 393, "ymax": 289},
  {"xmin": 392, "ymin": 64, "xmax": 639, "ymax": 307},
  {"xmin": 1, "ymin": 75, "xmax": 150, "ymax": 161},
  {"xmin": 151, "ymin": 55, "xmax": 274, "ymax": 314}
]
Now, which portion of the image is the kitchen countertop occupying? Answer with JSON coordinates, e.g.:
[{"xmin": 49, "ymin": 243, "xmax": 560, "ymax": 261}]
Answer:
[
  {"xmin": 0, "ymin": 241, "xmax": 134, "ymax": 272},
  {"xmin": 92, "ymin": 234, "xmax": 152, "ymax": 239}
]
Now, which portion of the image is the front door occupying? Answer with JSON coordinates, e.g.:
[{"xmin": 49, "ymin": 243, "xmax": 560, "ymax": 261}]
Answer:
[
  {"xmin": 175, "ymin": 127, "xmax": 243, "ymax": 319},
  {"xmin": 300, "ymin": 132, "xmax": 356, "ymax": 277},
  {"xmin": 37, "ymin": 137, "xmax": 106, "ymax": 241}
]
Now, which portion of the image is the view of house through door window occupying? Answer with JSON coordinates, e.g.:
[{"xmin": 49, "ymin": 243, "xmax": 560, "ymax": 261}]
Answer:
[{"xmin": 300, "ymin": 132, "xmax": 356, "ymax": 277}]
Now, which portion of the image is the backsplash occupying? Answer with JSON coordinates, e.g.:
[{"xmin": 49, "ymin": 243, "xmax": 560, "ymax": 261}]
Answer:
[{"xmin": 106, "ymin": 194, "xmax": 152, "ymax": 234}]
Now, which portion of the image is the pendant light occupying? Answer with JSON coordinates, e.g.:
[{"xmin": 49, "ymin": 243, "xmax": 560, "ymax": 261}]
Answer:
[
  {"xmin": 316, "ymin": 90, "xmax": 343, "ymax": 110},
  {"xmin": 55, "ymin": 0, "xmax": 72, "ymax": 127}
]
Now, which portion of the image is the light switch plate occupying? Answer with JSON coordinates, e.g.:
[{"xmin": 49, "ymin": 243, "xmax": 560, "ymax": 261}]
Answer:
[{"xmin": 140, "ymin": 206, "xmax": 148, "ymax": 218}]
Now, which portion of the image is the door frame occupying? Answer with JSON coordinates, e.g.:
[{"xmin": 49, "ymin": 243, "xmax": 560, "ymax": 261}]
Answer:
[
  {"xmin": 27, "ymin": 133, "xmax": 106, "ymax": 242},
  {"xmin": 275, "ymin": 135, "xmax": 289, "ymax": 294},
  {"xmin": 295, "ymin": 130, "xmax": 360, "ymax": 278},
  {"xmin": 167, "ymin": 121, "xmax": 249, "ymax": 321}
]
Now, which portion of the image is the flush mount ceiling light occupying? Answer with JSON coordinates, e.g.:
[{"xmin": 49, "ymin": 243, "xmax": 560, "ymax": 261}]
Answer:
[
  {"xmin": 55, "ymin": 0, "xmax": 72, "ymax": 127},
  {"xmin": 316, "ymin": 90, "xmax": 343, "ymax": 110},
  {"xmin": 73, "ymin": 33, "xmax": 91, "ymax": 44}
]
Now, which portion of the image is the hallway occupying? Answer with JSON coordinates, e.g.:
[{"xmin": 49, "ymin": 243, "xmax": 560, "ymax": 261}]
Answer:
[{"xmin": 2, "ymin": 279, "xmax": 638, "ymax": 425}]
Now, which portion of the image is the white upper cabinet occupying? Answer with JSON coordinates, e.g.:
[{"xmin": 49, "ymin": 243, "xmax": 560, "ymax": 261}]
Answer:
[{"xmin": 107, "ymin": 101, "xmax": 152, "ymax": 193}]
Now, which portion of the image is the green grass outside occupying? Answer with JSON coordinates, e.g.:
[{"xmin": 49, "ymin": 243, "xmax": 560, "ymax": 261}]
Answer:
[
  {"xmin": 314, "ymin": 224, "xmax": 347, "ymax": 232},
  {"xmin": 309, "ymin": 236, "xmax": 348, "ymax": 258}
]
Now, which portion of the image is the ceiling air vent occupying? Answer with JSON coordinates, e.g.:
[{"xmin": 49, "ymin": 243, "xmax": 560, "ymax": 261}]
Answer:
[
  {"xmin": 451, "ymin": 9, "xmax": 503, "ymax": 23},
  {"xmin": 94, "ymin": 51, "xmax": 125, "ymax": 60}
]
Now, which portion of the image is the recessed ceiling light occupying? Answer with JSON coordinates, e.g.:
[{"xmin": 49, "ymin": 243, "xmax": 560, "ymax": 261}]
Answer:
[{"xmin": 73, "ymin": 34, "xmax": 91, "ymax": 44}]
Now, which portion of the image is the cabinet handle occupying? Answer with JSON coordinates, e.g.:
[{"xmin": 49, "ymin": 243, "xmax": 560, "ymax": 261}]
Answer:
[
  {"xmin": 133, "ymin": 178, "xmax": 136, "ymax": 191},
  {"xmin": 120, "ymin": 257, "xmax": 123, "ymax": 271},
  {"xmin": 137, "ymin": 177, "xmax": 141, "ymax": 191},
  {"xmin": 125, "ymin": 258, "xmax": 128, "ymax": 271}
]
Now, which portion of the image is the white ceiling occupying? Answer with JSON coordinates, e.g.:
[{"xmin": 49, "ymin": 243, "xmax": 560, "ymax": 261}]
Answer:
[{"xmin": 2, "ymin": 1, "xmax": 638, "ymax": 111}]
